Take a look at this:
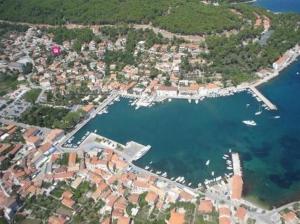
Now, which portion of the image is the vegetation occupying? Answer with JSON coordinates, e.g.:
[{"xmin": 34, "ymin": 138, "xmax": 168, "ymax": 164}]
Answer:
[
  {"xmin": 203, "ymin": 10, "xmax": 300, "ymax": 85},
  {"xmin": 19, "ymin": 105, "xmax": 86, "ymax": 130},
  {"xmin": 0, "ymin": 22, "xmax": 28, "ymax": 39},
  {"xmin": 0, "ymin": 72, "xmax": 19, "ymax": 96},
  {"xmin": 23, "ymin": 88, "xmax": 41, "ymax": 103},
  {"xmin": 48, "ymin": 27, "xmax": 95, "ymax": 52},
  {"xmin": 153, "ymin": 1, "xmax": 241, "ymax": 35},
  {"xmin": 0, "ymin": 0, "xmax": 244, "ymax": 34}
]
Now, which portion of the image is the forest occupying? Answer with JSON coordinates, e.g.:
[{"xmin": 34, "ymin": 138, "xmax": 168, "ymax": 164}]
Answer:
[{"xmin": 0, "ymin": 0, "xmax": 244, "ymax": 35}]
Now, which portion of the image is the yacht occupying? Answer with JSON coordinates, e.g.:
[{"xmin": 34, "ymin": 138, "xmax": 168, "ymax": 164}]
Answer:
[{"xmin": 242, "ymin": 120, "xmax": 257, "ymax": 126}]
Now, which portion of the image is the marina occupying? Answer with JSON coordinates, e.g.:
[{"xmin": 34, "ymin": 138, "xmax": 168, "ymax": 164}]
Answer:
[{"xmin": 65, "ymin": 57, "xmax": 300, "ymax": 206}]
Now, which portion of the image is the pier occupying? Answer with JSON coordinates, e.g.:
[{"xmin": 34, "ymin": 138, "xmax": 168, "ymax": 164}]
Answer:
[
  {"xmin": 231, "ymin": 153, "xmax": 242, "ymax": 176},
  {"xmin": 58, "ymin": 92, "xmax": 119, "ymax": 150},
  {"xmin": 249, "ymin": 86, "xmax": 277, "ymax": 110}
]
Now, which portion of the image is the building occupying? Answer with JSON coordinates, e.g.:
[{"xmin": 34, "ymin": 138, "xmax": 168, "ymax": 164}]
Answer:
[
  {"xmin": 145, "ymin": 191, "xmax": 159, "ymax": 206},
  {"xmin": 198, "ymin": 200, "xmax": 213, "ymax": 214},
  {"xmin": 167, "ymin": 208, "xmax": 185, "ymax": 224},
  {"xmin": 230, "ymin": 175, "xmax": 243, "ymax": 200},
  {"xmin": 155, "ymin": 85, "xmax": 177, "ymax": 97},
  {"xmin": 219, "ymin": 205, "xmax": 232, "ymax": 224},
  {"xmin": 235, "ymin": 207, "xmax": 248, "ymax": 223},
  {"xmin": 272, "ymin": 54, "xmax": 290, "ymax": 70},
  {"xmin": 282, "ymin": 211, "xmax": 299, "ymax": 224},
  {"xmin": 45, "ymin": 129, "xmax": 64, "ymax": 144}
]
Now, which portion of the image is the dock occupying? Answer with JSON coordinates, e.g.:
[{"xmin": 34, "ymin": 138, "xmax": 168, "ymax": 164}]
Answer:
[
  {"xmin": 231, "ymin": 153, "xmax": 242, "ymax": 176},
  {"xmin": 123, "ymin": 141, "xmax": 151, "ymax": 162},
  {"xmin": 249, "ymin": 86, "xmax": 277, "ymax": 110}
]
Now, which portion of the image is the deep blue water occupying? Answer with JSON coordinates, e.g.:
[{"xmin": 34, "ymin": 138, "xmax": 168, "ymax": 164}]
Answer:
[
  {"xmin": 253, "ymin": 0, "xmax": 300, "ymax": 13},
  {"xmin": 71, "ymin": 59, "xmax": 300, "ymax": 206}
]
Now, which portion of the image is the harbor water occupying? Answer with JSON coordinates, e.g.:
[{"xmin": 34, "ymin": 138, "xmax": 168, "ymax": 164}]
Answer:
[{"xmin": 71, "ymin": 58, "xmax": 300, "ymax": 207}]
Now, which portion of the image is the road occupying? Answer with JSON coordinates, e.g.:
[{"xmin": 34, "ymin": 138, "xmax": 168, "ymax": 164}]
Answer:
[{"xmin": 0, "ymin": 19, "xmax": 205, "ymax": 43}]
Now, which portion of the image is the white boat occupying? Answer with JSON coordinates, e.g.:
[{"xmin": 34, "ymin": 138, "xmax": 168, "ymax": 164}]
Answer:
[
  {"xmin": 156, "ymin": 171, "xmax": 162, "ymax": 175},
  {"xmin": 229, "ymin": 148, "xmax": 232, "ymax": 153},
  {"xmin": 227, "ymin": 167, "xmax": 233, "ymax": 170},
  {"xmin": 145, "ymin": 166, "xmax": 149, "ymax": 170},
  {"xmin": 296, "ymin": 72, "xmax": 299, "ymax": 75},
  {"xmin": 188, "ymin": 182, "xmax": 192, "ymax": 186},
  {"xmin": 242, "ymin": 120, "xmax": 257, "ymax": 126},
  {"xmin": 274, "ymin": 116, "xmax": 280, "ymax": 119},
  {"xmin": 255, "ymin": 111, "xmax": 262, "ymax": 116},
  {"xmin": 195, "ymin": 99, "xmax": 199, "ymax": 104},
  {"xmin": 171, "ymin": 177, "xmax": 174, "ymax": 180},
  {"xmin": 168, "ymin": 98, "xmax": 172, "ymax": 102},
  {"xmin": 162, "ymin": 172, "xmax": 167, "ymax": 177},
  {"xmin": 205, "ymin": 160, "xmax": 210, "ymax": 166},
  {"xmin": 211, "ymin": 171, "xmax": 215, "ymax": 176},
  {"xmin": 246, "ymin": 103, "xmax": 250, "ymax": 107},
  {"xmin": 149, "ymin": 161, "xmax": 153, "ymax": 164},
  {"xmin": 188, "ymin": 99, "xmax": 191, "ymax": 103}
]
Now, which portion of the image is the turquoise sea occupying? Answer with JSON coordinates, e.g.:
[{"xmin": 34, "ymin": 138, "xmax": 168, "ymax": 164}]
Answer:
[
  {"xmin": 70, "ymin": 2, "xmax": 300, "ymax": 207},
  {"xmin": 71, "ymin": 59, "xmax": 300, "ymax": 207}
]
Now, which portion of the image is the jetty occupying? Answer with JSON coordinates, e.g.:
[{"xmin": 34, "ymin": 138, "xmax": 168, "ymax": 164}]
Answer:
[
  {"xmin": 231, "ymin": 153, "xmax": 242, "ymax": 176},
  {"xmin": 249, "ymin": 86, "xmax": 277, "ymax": 110}
]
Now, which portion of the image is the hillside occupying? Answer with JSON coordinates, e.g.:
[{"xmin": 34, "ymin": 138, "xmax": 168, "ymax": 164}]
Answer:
[{"xmin": 0, "ymin": 0, "xmax": 247, "ymax": 35}]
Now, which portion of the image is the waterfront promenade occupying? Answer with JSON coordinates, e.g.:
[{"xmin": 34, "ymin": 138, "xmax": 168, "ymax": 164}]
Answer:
[{"xmin": 58, "ymin": 92, "xmax": 119, "ymax": 150}]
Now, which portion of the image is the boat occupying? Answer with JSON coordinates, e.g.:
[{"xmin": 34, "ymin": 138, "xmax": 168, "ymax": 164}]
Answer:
[
  {"xmin": 255, "ymin": 111, "xmax": 262, "ymax": 116},
  {"xmin": 149, "ymin": 161, "xmax": 153, "ymax": 164},
  {"xmin": 227, "ymin": 167, "xmax": 233, "ymax": 170},
  {"xmin": 242, "ymin": 120, "xmax": 257, "ymax": 126},
  {"xmin": 145, "ymin": 166, "xmax": 149, "ymax": 170},
  {"xmin": 205, "ymin": 160, "xmax": 210, "ymax": 166},
  {"xmin": 171, "ymin": 177, "xmax": 174, "ymax": 181},
  {"xmin": 168, "ymin": 98, "xmax": 172, "ymax": 102},
  {"xmin": 162, "ymin": 172, "xmax": 167, "ymax": 177},
  {"xmin": 188, "ymin": 182, "xmax": 192, "ymax": 186},
  {"xmin": 297, "ymin": 72, "xmax": 299, "ymax": 75},
  {"xmin": 246, "ymin": 103, "xmax": 250, "ymax": 107},
  {"xmin": 274, "ymin": 115, "xmax": 280, "ymax": 119},
  {"xmin": 188, "ymin": 99, "xmax": 191, "ymax": 103},
  {"xmin": 195, "ymin": 99, "xmax": 199, "ymax": 104},
  {"xmin": 211, "ymin": 171, "xmax": 215, "ymax": 176}
]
